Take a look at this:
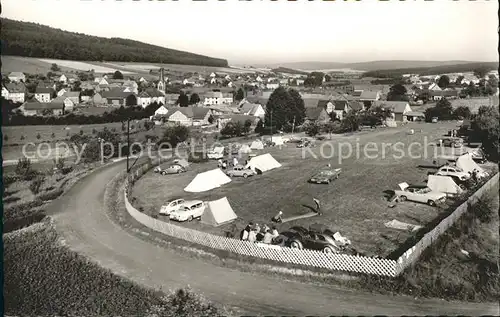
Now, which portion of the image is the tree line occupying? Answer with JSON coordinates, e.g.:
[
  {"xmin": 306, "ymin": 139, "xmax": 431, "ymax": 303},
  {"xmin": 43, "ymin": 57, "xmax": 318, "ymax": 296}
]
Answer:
[{"xmin": 1, "ymin": 18, "xmax": 228, "ymax": 67}]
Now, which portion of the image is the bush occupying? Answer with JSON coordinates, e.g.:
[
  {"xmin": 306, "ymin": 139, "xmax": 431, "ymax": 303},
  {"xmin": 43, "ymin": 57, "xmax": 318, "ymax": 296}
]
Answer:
[
  {"xmin": 305, "ymin": 122, "xmax": 320, "ymax": 137},
  {"xmin": 147, "ymin": 288, "xmax": 223, "ymax": 317},
  {"xmin": 15, "ymin": 157, "xmax": 32, "ymax": 176},
  {"xmin": 187, "ymin": 152, "xmax": 208, "ymax": 163},
  {"xmin": 158, "ymin": 125, "xmax": 190, "ymax": 148},
  {"xmin": 29, "ymin": 176, "xmax": 45, "ymax": 195},
  {"xmin": 4, "ymin": 196, "xmax": 21, "ymax": 204},
  {"xmin": 4, "ymin": 134, "xmax": 9, "ymax": 141},
  {"xmin": 61, "ymin": 166, "xmax": 74, "ymax": 175},
  {"xmin": 36, "ymin": 133, "xmax": 41, "ymax": 140},
  {"xmin": 38, "ymin": 189, "xmax": 64, "ymax": 202},
  {"xmin": 3, "ymin": 199, "xmax": 45, "ymax": 221},
  {"xmin": 3, "ymin": 174, "xmax": 20, "ymax": 187},
  {"xmin": 23, "ymin": 168, "xmax": 40, "ymax": 181}
]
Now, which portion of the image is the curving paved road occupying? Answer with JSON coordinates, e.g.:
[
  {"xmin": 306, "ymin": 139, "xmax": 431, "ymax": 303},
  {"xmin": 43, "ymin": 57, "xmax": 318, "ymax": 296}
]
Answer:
[{"xmin": 49, "ymin": 161, "xmax": 499, "ymax": 316}]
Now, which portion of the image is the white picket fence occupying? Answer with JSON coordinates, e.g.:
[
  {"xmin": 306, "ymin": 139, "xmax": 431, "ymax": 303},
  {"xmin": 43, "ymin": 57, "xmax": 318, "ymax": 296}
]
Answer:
[{"xmin": 123, "ymin": 157, "xmax": 498, "ymax": 277}]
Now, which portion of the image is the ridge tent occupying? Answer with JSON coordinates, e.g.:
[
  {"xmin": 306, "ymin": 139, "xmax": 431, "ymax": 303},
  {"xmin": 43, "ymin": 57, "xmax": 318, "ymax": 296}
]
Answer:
[
  {"xmin": 201, "ymin": 197, "xmax": 238, "ymax": 227},
  {"xmin": 427, "ymin": 175, "xmax": 463, "ymax": 196},
  {"xmin": 250, "ymin": 140, "xmax": 264, "ymax": 150},
  {"xmin": 245, "ymin": 153, "xmax": 282, "ymax": 173},
  {"xmin": 184, "ymin": 169, "xmax": 231, "ymax": 193},
  {"xmin": 456, "ymin": 153, "xmax": 485, "ymax": 175},
  {"xmin": 211, "ymin": 146, "xmax": 225, "ymax": 154},
  {"xmin": 238, "ymin": 144, "xmax": 252, "ymax": 154},
  {"xmin": 272, "ymin": 136, "xmax": 284, "ymax": 146}
]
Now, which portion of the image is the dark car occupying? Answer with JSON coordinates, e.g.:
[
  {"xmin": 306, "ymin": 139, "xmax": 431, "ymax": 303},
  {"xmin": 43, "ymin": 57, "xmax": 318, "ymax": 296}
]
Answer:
[
  {"xmin": 274, "ymin": 228, "xmax": 340, "ymax": 253},
  {"xmin": 308, "ymin": 168, "xmax": 341, "ymax": 184}
]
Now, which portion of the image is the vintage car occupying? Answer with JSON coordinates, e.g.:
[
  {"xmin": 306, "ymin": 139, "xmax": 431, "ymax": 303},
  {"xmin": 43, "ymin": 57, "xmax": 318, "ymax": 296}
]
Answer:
[
  {"xmin": 274, "ymin": 228, "xmax": 341, "ymax": 253},
  {"xmin": 297, "ymin": 140, "xmax": 315, "ymax": 148},
  {"xmin": 169, "ymin": 200, "xmax": 206, "ymax": 222},
  {"xmin": 226, "ymin": 165, "xmax": 256, "ymax": 178},
  {"xmin": 159, "ymin": 164, "xmax": 186, "ymax": 175},
  {"xmin": 436, "ymin": 165, "xmax": 471, "ymax": 181},
  {"xmin": 441, "ymin": 137, "xmax": 464, "ymax": 148},
  {"xmin": 159, "ymin": 198, "xmax": 185, "ymax": 216},
  {"xmin": 207, "ymin": 147, "xmax": 225, "ymax": 160},
  {"xmin": 308, "ymin": 168, "xmax": 341, "ymax": 184},
  {"xmin": 394, "ymin": 182, "xmax": 446, "ymax": 206},
  {"xmin": 470, "ymin": 149, "xmax": 487, "ymax": 164}
]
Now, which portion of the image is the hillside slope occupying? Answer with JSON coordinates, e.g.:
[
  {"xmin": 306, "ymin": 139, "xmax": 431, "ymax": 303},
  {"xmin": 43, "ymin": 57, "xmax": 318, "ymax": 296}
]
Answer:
[
  {"xmin": 1, "ymin": 18, "xmax": 228, "ymax": 67},
  {"xmin": 265, "ymin": 60, "xmax": 489, "ymax": 71}
]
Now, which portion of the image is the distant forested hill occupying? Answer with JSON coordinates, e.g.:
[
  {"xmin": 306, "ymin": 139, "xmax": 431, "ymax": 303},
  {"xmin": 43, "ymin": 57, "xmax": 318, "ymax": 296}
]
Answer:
[
  {"xmin": 1, "ymin": 18, "xmax": 228, "ymax": 67},
  {"xmin": 362, "ymin": 62, "xmax": 499, "ymax": 78}
]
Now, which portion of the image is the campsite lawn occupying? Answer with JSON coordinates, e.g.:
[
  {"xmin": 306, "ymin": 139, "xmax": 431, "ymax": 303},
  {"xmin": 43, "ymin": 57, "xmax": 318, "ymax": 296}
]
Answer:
[{"xmin": 130, "ymin": 121, "xmax": 497, "ymax": 258}]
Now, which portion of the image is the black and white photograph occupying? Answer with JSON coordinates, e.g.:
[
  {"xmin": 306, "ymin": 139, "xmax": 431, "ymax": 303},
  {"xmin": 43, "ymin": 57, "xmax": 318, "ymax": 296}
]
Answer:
[{"xmin": 1, "ymin": 0, "xmax": 499, "ymax": 315}]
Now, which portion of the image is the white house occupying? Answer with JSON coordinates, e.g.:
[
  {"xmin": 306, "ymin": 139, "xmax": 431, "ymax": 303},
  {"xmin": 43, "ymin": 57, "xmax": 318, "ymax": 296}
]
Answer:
[
  {"xmin": 35, "ymin": 87, "xmax": 53, "ymax": 103},
  {"xmin": 162, "ymin": 107, "xmax": 212, "ymax": 126},
  {"xmin": 138, "ymin": 88, "xmax": 166, "ymax": 108},
  {"xmin": 224, "ymin": 75, "xmax": 231, "ymax": 81},
  {"xmin": 374, "ymin": 101, "xmax": 413, "ymax": 122},
  {"xmin": 154, "ymin": 105, "xmax": 169, "ymax": 117},
  {"xmin": 204, "ymin": 91, "xmax": 233, "ymax": 105},
  {"xmin": 2, "ymin": 83, "xmax": 26, "ymax": 103},
  {"xmin": 139, "ymin": 77, "xmax": 148, "ymax": 83},
  {"xmin": 266, "ymin": 83, "xmax": 279, "ymax": 90},
  {"xmin": 52, "ymin": 96, "xmax": 75, "ymax": 112},
  {"xmin": 210, "ymin": 72, "xmax": 216, "ymax": 78},
  {"xmin": 239, "ymin": 102, "xmax": 265, "ymax": 118},
  {"xmin": 256, "ymin": 76, "xmax": 263, "ymax": 83},
  {"xmin": 59, "ymin": 74, "xmax": 68, "ymax": 83},
  {"xmin": 57, "ymin": 88, "xmax": 68, "ymax": 97},
  {"xmin": 428, "ymin": 83, "xmax": 442, "ymax": 91},
  {"xmin": 8, "ymin": 72, "xmax": 26, "ymax": 83},
  {"xmin": 98, "ymin": 78, "xmax": 109, "ymax": 85}
]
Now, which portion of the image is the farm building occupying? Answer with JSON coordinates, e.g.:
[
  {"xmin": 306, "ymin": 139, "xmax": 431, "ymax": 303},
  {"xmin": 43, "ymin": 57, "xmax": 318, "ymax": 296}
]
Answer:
[
  {"xmin": 20, "ymin": 101, "xmax": 65, "ymax": 116},
  {"xmin": 2, "ymin": 83, "xmax": 26, "ymax": 103},
  {"xmin": 138, "ymin": 88, "xmax": 166, "ymax": 108},
  {"xmin": 101, "ymin": 89, "xmax": 137, "ymax": 107},
  {"xmin": 34, "ymin": 87, "xmax": 54, "ymax": 103},
  {"xmin": 374, "ymin": 101, "xmax": 413, "ymax": 122},
  {"xmin": 8, "ymin": 72, "xmax": 26, "ymax": 83},
  {"xmin": 305, "ymin": 108, "xmax": 331, "ymax": 125},
  {"xmin": 160, "ymin": 107, "xmax": 212, "ymax": 126},
  {"xmin": 238, "ymin": 102, "xmax": 265, "ymax": 118}
]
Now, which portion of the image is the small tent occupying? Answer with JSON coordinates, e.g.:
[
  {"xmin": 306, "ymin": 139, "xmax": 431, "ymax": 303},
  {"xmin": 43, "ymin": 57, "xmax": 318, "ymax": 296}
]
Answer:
[
  {"xmin": 184, "ymin": 169, "xmax": 231, "ymax": 193},
  {"xmin": 245, "ymin": 153, "xmax": 282, "ymax": 173},
  {"xmin": 272, "ymin": 136, "xmax": 284, "ymax": 146},
  {"xmin": 173, "ymin": 158, "xmax": 189, "ymax": 168},
  {"xmin": 456, "ymin": 153, "xmax": 484, "ymax": 175},
  {"xmin": 201, "ymin": 197, "xmax": 238, "ymax": 227},
  {"xmin": 250, "ymin": 140, "xmax": 264, "ymax": 150},
  {"xmin": 427, "ymin": 175, "xmax": 463, "ymax": 196},
  {"xmin": 238, "ymin": 144, "xmax": 252, "ymax": 154},
  {"xmin": 210, "ymin": 146, "xmax": 225, "ymax": 154}
]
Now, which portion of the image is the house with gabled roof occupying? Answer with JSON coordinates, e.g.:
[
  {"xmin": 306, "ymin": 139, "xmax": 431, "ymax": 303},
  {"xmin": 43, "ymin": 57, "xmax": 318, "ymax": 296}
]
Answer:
[
  {"xmin": 63, "ymin": 91, "xmax": 81, "ymax": 105},
  {"xmin": 359, "ymin": 90, "xmax": 381, "ymax": 108},
  {"xmin": 331, "ymin": 100, "xmax": 352, "ymax": 120},
  {"xmin": 35, "ymin": 87, "xmax": 54, "ymax": 103},
  {"xmin": 161, "ymin": 107, "xmax": 212, "ymax": 126},
  {"xmin": 239, "ymin": 102, "xmax": 265, "ymax": 118},
  {"xmin": 2, "ymin": 83, "xmax": 27, "ymax": 103},
  {"xmin": 305, "ymin": 108, "xmax": 330, "ymax": 125},
  {"xmin": 52, "ymin": 95, "xmax": 75, "ymax": 112},
  {"xmin": 373, "ymin": 101, "xmax": 413, "ymax": 122},
  {"xmin": 101, "ymin": 89, "xmax": 137, "ymax": 106},
  {"xmin": 8, "ymin": 72, "xmax": 26, "ymax": 83},
  {"xmin": 138, "ymin": 88, "xmax": 165, "ymax": 108},
  {"xmin": 20, "ymin": 101, "xmax": 64, "ymax": 116}
]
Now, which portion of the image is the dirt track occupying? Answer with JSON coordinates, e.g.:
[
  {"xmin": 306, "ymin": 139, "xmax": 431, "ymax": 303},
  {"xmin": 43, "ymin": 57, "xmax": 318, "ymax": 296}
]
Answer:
[{"xmin": 48, "ymin": 160, "xmax": 499, "ymax": 316}]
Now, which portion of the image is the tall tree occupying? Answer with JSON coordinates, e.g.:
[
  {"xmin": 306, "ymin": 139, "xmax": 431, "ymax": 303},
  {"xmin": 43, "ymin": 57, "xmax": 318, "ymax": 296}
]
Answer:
[
  {"xmin": 189, "ymin": 93, "xmax": 200, "ymax": 105},
  {"xmin": 235, "ymin": 88, "xmax": 245, "ymax": 101},
  {"xmin": 113, "ymin": 71, "xmax": 124, "ymax": 80},
  {"xmin": 470, "ymin": 106, "xmax": 499, "ymax": 161},
  {"xmin": 387, "ymin": 83, "xmax": 408, "ymax": 101},
  {"xmin": 287, "ymin": 88, "xmax": 306, "ymax": 126},
  {"xmin": 177, "ymin": 92, "xmax": 189, "ymax": 107},
  {"xmin": 437, "ymin": 75, "xmax": 450, "ymax": 89},
  {"xmin": 264, "ymin": 87, "xmax": 306, "ymax": 130}
]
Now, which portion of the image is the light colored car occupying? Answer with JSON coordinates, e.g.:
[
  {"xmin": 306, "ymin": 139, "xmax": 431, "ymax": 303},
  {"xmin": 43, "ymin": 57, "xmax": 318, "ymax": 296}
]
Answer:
[
  {"xmin": 394, "ymin": 182, "xmax": 446, "ymax": 206},
  {"xmin": 159, "ymin": 199, "xmax": 185, "ymax": 216},
  {"xmin": 226, "ymin": 165, "xmax": 256, "ymax": 178},
  {"xmin": 436, "ymin": 166, "xmax": 470, "ymax": 181},
  {"xmin": 169, "ymin": 200, "xmax": 206, "ymax": 222},
  {"xmin": 441, "ymin": 137, "xmax": 463, "ymax": 148},
  {"xmin": 160, "ymin": 164, "xmax": 186, "ymax": 175}
]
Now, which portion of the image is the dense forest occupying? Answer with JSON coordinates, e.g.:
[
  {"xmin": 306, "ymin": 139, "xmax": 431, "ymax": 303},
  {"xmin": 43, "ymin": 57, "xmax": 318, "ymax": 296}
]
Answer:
[
  {"xmin": 362, "ymin": 62, "xmax": 498, "ymax": 78},
  {"xmin": 1, "ymin": 18, "xmax": 228, "ymax": 67}
]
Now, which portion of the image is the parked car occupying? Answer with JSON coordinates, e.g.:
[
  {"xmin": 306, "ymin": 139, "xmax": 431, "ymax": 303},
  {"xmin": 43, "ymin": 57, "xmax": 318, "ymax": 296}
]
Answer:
[
  {"xmin": 436, "ymin": 165, "xmax": 471, "ymax": 181},
  {"xmin": 169, "ymin": 200, "xmax": 206, "ymax": 222},
  {"xmin": 207, "ymin": 147, "xmax": 225, "ymax": 160},
  {"xmin": 161, "ymin": 164, "xmax": 186, "ymax": 175},
  {"xmin": 470, "ymin": 149, "xmax": 487, "ymax": 164},
  {"xmin": 441, "ymin": 137, "xmax": 463, "ymax": 148},
  {"xmin": 394, "ymin": 183, "xmax": 446, "ymax": 206},
  {"xmin": 275, "ymin": 229, "xmax": 341, "ymax": 253},
  {"xmin": 159, "ymin": 198, "xmax": 185, "ymax": 216},
  {"xmin": 226, "ymin": 165, "xmax": 256, "ymax": 178},
  {"xmin": 309, "ymin": 168, "xmax": 341, "ymax": 184},
  {"xmin": 297, "ymin": 140, "xmax": 314, "ymax": 148},
  {"xmin": 431, "ymin": 117, "xmax": 438, "ymax": 123}
]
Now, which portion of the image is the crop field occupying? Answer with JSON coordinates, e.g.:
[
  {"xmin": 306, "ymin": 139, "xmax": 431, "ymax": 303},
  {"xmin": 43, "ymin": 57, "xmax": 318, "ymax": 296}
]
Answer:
[
  {"xmin": 129, "ymin": 121, "xmax": 497, "ymax": 257},
  {"xmin": 1, "ymin": 55, "xmax": 84, "ymax": 75},
  {"xmin": 38, "ymin": 58, "xmax": 135, "ymax": 74}
]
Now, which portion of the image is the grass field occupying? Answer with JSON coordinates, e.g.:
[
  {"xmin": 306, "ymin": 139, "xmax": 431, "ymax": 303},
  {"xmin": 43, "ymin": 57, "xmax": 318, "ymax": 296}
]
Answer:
[
  {"xmin": 129, "ymin": 121, "xmax": 497, "ymax": 257},
  {"xmin": 3, "ymin": 219, "xmax": 222, "ymax": 316},
  {"xmin": 1, "ymin": 56, "xmax": 84, "ymax": 75}
]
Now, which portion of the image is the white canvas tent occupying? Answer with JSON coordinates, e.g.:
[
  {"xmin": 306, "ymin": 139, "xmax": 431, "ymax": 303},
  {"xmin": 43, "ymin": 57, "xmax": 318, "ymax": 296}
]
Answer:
[
  {"xmin": 184, "ymin": 169, "xmax": 231, "ymax": 193},
  {"xmin": 272, "ymin": 136, "xmax": 284, "ymax": 146},
  {"xmin": 210, "ymin": 146, "xmax": 225, "ymax": 154},
  {"xmin": 201, "ymin": 197, "xmax": 238, "ymax": 227},
  {"xmin": 238, "ymin": 144, "xmax": 252, "ymax": 154},
  {"xmin": 245, "ymin": 153, "xmax": 282, "ymax": 173},
  {"xmin": 456, "ymin": 153, "xmax": 485, "ymax": 175},
  {"xmin": 173, "ymin": 159, "xmax": 189, "ymax": 168},
  {"xmin": 427, "ymin": 175, "xmax": 463, "ymax": 196},
  {"xmin": 250, "ymin": 140, "xmax": 264, "ymax": 150}
]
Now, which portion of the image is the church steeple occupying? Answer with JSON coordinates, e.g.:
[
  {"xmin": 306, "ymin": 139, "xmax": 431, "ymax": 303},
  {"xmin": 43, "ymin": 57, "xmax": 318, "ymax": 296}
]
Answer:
[{"xmin": 158, "ymin": 67, "xmax": 166, "ymax": 93}]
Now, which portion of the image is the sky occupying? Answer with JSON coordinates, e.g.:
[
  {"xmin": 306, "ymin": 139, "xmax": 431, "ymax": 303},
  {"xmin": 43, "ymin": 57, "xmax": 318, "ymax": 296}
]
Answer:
[{"xmin": 2, "ymin": 0, "xmax": 498, "ymax": 65}]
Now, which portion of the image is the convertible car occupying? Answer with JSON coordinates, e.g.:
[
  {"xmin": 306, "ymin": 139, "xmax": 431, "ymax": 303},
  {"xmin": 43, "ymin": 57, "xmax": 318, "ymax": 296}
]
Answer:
[{"xmin": 394, "ymin": 182, "xmax": 446, "ymax": 206}]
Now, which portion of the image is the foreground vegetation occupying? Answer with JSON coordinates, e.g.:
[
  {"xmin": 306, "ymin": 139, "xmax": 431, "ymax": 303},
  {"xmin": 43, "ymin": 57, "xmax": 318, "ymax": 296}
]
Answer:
[
  {"xmin": 359, "ymin": 190, "xmax": 499, "ymax": 302},
  {"xmin": 1, "ymin": 18, "xmax": 228, "ymax": 67},
  {"xmin": 3, "ymin": 219, "xmax": 224, "ymax": 316}
]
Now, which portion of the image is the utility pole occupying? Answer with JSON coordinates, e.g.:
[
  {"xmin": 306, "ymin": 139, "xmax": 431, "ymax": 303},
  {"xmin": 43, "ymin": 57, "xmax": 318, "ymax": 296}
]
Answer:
[
  {"xmin": 126, "ymin": 118, "xmax": 130, "ymax": 172},
  {"xmin": 291, "ymin": 116, "xmax": 296, "ymax": 136},
  {"xmin": 270, "ymin": 110, "xmax": 273, "ymax": 143}
]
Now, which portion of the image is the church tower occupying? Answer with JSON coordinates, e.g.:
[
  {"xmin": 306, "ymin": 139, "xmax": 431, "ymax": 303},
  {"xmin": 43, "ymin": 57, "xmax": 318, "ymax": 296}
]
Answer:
[{"xmin": 157, "ymin": 67, "xmax": 166, "ymax": 93}]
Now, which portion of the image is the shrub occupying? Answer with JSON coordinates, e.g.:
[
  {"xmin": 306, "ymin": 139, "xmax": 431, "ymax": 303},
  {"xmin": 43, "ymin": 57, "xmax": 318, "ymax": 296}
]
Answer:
[
  {"xmin": 61, "ymin": 166, "xmax": 74, "ymax": 175},
  {"xmin": 187, "ymin": 151, "xmax": 208, "ymax": 163},
  {"xmin": 4, "ymin": 196, "xmax": 21, "ymax": 204},
  {"xmin": 23, "ymin": 168, "xmax": 40, "ymax": 181},
  {"xmin": 29, "ymin": 176, "xmax": 45, "ymax": 195},
  {"xmin": 79, "ymin": 130, "xmax": 84, "ymax": 135},
  {"xmin": 36, "ymin": 133, "xmax": 41, "ymax": 140},
  {"xmin": 3, "ymin": 174, "xmax": 20, "ymax": 187},
  {"xmin": 15, "ymin": 157, "xmax": 32, "ymax": 176},
  {"xmin": 20, "ymin": 135, "xmax": 25, "ymax": 141},
  {"xmin": 45, "ymin": 186, "xmax": 55, "ymax": 192},
  {"xmin": 51, "ymin": 132, "xmax": 56, "ymax": 138},
  {"xmin": 3, "ymin": 199, "xmax": 45, "ymax": 221},
  {"xmin": 147, "ymin": 288, "xmax": 223, "ymax": 317},
  {"xmin": 305, "ymin": 122, "xmax": 320, "ymax": 137},
  {"xmin": 38, "ymin": 189, "xmax": 64, "ymax": 202},
  {"xmin": 4, "ymin": 134, "xmax": 9, "ymax": 141},
  {"xmin": 54, "ymin": 156, "xmax": 66, "ymax": 170}
]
